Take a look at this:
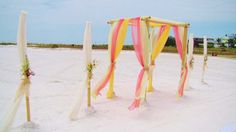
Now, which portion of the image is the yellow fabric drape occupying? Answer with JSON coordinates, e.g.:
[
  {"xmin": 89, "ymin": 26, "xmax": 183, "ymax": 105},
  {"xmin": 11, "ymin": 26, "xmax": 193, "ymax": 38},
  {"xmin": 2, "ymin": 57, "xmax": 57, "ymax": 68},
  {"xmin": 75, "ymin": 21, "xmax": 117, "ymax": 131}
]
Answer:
[
  {"xmin": 107, "ymin": 69, "xmax": 115, "ymax": 98},
  {"xmin": 106, "ymin": 19, "xmax": 129, "ymax": 98},
  {"xmin": 147, "ymin": 25, "xmax": 170, "ymax": 92},
  {"xmin": 93, "ymin": 21, "xmax": 117, "ymax": 98},
  {"xmin": 140, "ymin": 21, "xmax": 151, "ymax": 100},
  {"xmin": 151, "ymin": 25, "xmax": 171, "ymax": 60},
  {"xmin": 115, "ymin": 20, "xmax": 129, "ymax": 59}
]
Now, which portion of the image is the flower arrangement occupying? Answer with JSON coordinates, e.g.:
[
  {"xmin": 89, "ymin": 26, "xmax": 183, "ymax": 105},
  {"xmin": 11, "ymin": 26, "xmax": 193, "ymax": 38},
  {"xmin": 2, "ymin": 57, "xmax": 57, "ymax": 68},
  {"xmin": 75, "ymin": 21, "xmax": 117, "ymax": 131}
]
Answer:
[
  {"xmin": 86, "ymin": 60, "xmax": 97, "ymax": 80},
  {"xmin": 20, "ymin": 55, "xmax": 34, "ymax": 77}
]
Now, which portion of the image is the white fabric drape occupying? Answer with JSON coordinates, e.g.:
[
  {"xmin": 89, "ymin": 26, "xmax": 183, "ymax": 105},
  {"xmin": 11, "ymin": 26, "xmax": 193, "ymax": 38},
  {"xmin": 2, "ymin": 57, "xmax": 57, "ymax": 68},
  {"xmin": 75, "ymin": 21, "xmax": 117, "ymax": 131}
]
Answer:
[
  {"xmin": 0, "ymin": 11, "xmax": 30, "ymax": 132},
  {"xmin": 70, "ymin": 22, "xmax": 92, "ymax": 120}
]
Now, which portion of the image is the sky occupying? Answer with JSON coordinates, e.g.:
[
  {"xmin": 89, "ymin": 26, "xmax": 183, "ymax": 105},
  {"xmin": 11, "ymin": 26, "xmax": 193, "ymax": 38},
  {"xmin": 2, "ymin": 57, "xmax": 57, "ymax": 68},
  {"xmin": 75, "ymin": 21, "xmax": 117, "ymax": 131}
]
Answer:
[{"xmin": 0, "ymin": 0, "xmax": 236, "ymax": 44}]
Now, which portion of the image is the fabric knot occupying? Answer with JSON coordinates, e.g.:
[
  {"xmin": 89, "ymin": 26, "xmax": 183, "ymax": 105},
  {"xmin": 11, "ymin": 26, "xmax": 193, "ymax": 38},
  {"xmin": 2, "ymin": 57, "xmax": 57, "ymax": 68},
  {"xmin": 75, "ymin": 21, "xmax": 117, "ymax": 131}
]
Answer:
[
  {"xmin": 151, "ymin": 61, "xmax": 155, "ymax": 65},
  {"xmin": 111, "ymin": 61, "xmax": 116, "ymax": 66},
  {"xmin": 144, "ymin": 66, "xmax": 149, "ymax": 71}
]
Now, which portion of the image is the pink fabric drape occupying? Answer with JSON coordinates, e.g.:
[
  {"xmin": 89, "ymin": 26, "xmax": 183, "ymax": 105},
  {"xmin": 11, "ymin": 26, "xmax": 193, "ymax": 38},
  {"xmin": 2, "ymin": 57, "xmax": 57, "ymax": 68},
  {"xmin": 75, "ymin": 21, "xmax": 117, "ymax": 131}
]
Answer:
[
  {"xmin": 94, "ymin": 20, "xmax": 124, "ymax": 96},
  {"xmin": 131, "ymin": 17, "xmax": 144, "ymax": 67},
  {"xmin": 128, "ymin": 17, "xmax": 145, "ymax": 110},
  {"xmin": 173, "ymin": 26, "xmax": 188, "ymax": 97},
  {"xmin": 111, "ymin": 19, "xmax": 124, "ymax": 62},
  {"xmin": 179, "ymin": 66, "xmax": 188, "ymax": 96},
  {"xmin": 173, "ymin": 26, "xmax": 183, "ymax": 59},
  {"xmin": 94, "ymin": 63, "xmax": 116, "ymax": 95},
  {"xmin": 128, "ymin": 69, "xmax": 145, "ymax": 110}
]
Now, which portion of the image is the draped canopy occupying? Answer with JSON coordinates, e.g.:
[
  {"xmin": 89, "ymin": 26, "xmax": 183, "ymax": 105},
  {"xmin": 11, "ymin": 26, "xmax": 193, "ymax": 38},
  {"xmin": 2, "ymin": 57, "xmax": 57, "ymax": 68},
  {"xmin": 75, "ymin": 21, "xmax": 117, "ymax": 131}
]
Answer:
[{"xmin": 93, "ymin": 16, "xmax": 190, "ymax": 110}]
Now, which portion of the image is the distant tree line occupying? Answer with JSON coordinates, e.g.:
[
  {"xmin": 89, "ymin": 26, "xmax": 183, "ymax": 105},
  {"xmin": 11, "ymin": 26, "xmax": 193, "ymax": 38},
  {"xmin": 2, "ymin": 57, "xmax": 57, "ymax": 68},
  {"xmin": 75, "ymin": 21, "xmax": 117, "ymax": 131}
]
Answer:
[
  {"xmin": 228, "ymin": 38, "xmax": 236, "ymax": 47},
  {"xmin": 216, "ymin": 34, "xmax": 236, "ymax": 48},
  {"xmin": 2, "ymin": 35, "xmax": 234, "ymax": 49}
]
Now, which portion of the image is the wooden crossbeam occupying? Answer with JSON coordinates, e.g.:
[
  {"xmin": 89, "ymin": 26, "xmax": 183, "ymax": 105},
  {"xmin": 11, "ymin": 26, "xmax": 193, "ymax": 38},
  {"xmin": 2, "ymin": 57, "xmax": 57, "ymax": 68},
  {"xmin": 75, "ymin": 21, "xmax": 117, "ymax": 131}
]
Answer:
[{"xmin": 107, "ymin": 16, "xmax": 190, "ymax": 27}]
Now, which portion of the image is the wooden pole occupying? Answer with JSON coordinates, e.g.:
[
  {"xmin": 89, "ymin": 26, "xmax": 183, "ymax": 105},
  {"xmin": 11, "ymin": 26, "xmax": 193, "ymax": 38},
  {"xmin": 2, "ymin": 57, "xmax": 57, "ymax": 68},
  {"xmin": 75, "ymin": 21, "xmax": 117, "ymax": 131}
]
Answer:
[
  {"xmin": 177, "ymin": 25, "xmax": 189, "ymax": 98},
  {"xmin": 87, "ymin": 74, "xmax": 91, "ymax": 107},
  {"xmin": 25, "ymin": 95, "xmax": 31, "ymax": 122},
  {"xmin": 182, "ymin": 26, "xmax": 189, "ymax": 92},
  {"xmin": 146, "ymin": 17, "xmax": 190, "ymax": 27},
  {"xmin": 25, "ymin": 77, "xmax": 31, "ymax": 122},
  {"xmin": 182, "ymin": 26, "xmax": 188, "ymax": 67},
  {"xmin": 147, "ymin": 60, "xmax": 155, "ymax": 92},
  {"xmin": 83, "ymin": 22, "xmax": 92, "ymax": 108},
  {"xmin": 107, "ymin": 16, "xmax": 190, "ymax": 27}
]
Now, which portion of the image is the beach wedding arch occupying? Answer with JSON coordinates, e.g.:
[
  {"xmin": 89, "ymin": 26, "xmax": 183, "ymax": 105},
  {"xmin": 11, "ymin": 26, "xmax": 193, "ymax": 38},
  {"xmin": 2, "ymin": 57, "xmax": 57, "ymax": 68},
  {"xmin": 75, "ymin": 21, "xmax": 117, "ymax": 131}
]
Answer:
[{"xmin": 92, "ymin": 16, "xmax": 190, "ymax": 110}]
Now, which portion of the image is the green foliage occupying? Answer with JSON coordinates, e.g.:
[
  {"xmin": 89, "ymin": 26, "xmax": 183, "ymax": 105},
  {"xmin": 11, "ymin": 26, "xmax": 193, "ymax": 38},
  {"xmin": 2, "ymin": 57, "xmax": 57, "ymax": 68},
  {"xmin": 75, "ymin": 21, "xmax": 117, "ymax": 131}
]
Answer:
[
  {"xmin": 228, "ymin": 38, "xmax": 235, "ymax": 47},
  {"xmin": 123, "ymin": 45, "xmax": 134, "ymax": 50},
  {"xmin": 165, "ymin": 36, "xmax": 176, "ymax": 47},
  {"xmin": 216, "ymin": 38, "xmax": 221, "ymax": 44},
  {"xmin": 28, "ymin": 43, "xmax": 82, "ymax": 49},
  {"xmin": 92, "ymin": 44, "xmax": 107, "ymax": 49},
  {"xmin": 21, "ymin": 56, "xmax": 30, "ymax": 77},
  {"xmin": 0, "ymin": 42, "xmax": 16, "ymax": 45}
]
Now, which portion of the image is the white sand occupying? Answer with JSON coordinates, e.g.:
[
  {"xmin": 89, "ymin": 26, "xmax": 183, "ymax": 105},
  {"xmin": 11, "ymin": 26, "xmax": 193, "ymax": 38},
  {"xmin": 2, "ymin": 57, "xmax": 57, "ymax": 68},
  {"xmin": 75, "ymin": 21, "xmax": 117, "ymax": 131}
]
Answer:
[{"xmin": 0, "ymin": 46, "xmax": 236, "ymax": 132}]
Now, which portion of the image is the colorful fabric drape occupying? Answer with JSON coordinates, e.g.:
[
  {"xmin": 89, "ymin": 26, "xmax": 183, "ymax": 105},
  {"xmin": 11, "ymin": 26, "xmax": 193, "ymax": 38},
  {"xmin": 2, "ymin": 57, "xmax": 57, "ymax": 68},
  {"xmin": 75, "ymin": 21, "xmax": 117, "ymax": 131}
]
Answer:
[
  {"xmin": 151, "ymin": 25, "xmax": 171, "ymax": 61},
  {"xmin": 93, "ymin": 19, "xmax": 129, "ymax": 98},
  {"xmin": 129, "ymin": 17, "xmax": 151, "ymax": 110},
  {"xmin": 173, "ymin": 26, "xmax": 188, "ymax": 97},
  {"xmin": 147, "ymin": 25, "xmax": 171, "ymax": 92}
]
